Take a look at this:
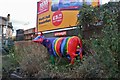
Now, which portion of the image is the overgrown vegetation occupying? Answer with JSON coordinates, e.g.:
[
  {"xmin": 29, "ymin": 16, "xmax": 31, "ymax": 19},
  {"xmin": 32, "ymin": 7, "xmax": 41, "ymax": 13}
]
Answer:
[
  {"xmin": 2, "ymin": 46, "xmax": 19, "ymax": 79},
  {"xmin": 13, "ymin": 41, "xmax": 87, "ymax": 78},
  {"xmin": 3, "ymin": 41, "xmax": 108, "ymax": 78},
  {"xmin": 77, "ymin": 2, "xmax": 119, "ymax": 78},
  {"xmin": 2, "ymin": 2, "xmax": 119, "ymax": 79}
]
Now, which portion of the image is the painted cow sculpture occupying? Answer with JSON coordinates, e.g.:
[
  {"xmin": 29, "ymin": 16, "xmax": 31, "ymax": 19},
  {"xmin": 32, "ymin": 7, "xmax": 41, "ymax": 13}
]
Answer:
[{"xmin": 33, "ymin": 33, "xmax": 83, "ymax": 65}]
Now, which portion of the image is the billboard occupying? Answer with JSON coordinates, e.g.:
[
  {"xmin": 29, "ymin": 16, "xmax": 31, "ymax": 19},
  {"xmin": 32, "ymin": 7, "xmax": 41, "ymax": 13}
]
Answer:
[{"xmin": 37, "ymin": 0, "xmax": 100, "ymax": 32}]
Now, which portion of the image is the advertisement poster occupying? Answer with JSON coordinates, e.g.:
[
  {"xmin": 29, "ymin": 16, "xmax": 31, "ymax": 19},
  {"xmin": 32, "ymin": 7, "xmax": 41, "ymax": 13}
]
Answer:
[
  {"xmin": 51, "ymin": 0, "xmax": 84, "ymax": 11},
  {"xmin": 37, "ymin": 0, "xmax": 100, "ymax": 32}
]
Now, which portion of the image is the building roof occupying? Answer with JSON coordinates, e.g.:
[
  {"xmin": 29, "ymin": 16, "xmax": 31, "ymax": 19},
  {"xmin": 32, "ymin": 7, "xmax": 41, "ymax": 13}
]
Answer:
[{"xmin": 0, "ymin": 16, "xmax": 8, "ymax": 21}]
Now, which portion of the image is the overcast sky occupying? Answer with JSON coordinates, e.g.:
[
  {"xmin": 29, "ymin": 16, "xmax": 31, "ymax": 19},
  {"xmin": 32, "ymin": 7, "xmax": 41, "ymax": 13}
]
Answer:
[{"xmin": 0, "ymin": 0, "xmax": 110, "ymax": 35}]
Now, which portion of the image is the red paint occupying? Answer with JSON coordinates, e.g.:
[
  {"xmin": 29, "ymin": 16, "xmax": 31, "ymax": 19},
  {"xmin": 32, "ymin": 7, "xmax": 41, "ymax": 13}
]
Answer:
[
  {"xmin": 52, "ymin": 11, "xmax": 63, "ymax": 26},
  {"xmin": 67, "ymin": 36, "xmax": 83, "ymax": 64},
  {"xmin": 37, "ymin": 0, "xmax": 49, "ymax": 14}
]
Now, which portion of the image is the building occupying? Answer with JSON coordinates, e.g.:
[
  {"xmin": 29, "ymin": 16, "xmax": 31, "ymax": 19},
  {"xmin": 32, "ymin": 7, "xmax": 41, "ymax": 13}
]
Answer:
[
  {"xmin": 24, "ymin": 28, "xmax": 37, "ymax": 40},
  {"xmin": 16, "ymin": 29, "xmax": 24, "ymax": 41},
  {"xmin": 0, "ymin": 16, "xmax": 8, "ymax": 45},
  {"xmin": 16, "ymin": 27, "xmax": 37, "ymax": 41},
  {"xmin": 0, "ymin": 14, "xmax": 13, "ymax": 45}
]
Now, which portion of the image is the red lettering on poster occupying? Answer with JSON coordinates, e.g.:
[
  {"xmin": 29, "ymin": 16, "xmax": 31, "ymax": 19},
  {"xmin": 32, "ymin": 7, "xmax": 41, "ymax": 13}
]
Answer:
[
  {"xmin": 54, "ymin": 31, "xmax": 66, "ymax": 36},
  {"xmin": 38, "ymin": 0, "xmax": 49, "ymax": 14}
]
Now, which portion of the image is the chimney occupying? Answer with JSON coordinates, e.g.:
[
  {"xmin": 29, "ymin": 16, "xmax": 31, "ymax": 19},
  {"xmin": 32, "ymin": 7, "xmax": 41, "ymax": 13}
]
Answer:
[{"xmin": 7, "ymin": 14, "xmax": 10, "ymax": 22}]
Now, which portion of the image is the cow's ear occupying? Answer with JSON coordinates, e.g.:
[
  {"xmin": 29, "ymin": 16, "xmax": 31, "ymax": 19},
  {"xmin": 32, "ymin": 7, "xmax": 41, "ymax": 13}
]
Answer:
[{"xmin": 40, "ymin": 31, "xmax": 43, "ymax": 36}]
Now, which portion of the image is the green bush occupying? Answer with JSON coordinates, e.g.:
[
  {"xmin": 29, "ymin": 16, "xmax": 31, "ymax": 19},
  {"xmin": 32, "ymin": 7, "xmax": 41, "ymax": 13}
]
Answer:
[{"xmin": 77, "ymin": 2, "xmax": 119, "ymax": 78}]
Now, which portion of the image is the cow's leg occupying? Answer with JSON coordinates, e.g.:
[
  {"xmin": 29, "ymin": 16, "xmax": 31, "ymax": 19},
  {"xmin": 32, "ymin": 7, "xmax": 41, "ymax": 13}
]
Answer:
[
  {"xmin": 50, "ymin": 55, "xmax": 55, "ymax": 64},
  {"xmin": 80, "ymin": 52, "xmax": 83, "ymax": 60},
  {"xmin": 69, "ymin": 53, "xmax": 77, "ymax": 65},
  {"xmin": 48, "ymin": 48, "xmax": 55, "ymax": 64},
  {"xmin": 70, "ymin": 57, "xmax": 75, "ymax": 65}
]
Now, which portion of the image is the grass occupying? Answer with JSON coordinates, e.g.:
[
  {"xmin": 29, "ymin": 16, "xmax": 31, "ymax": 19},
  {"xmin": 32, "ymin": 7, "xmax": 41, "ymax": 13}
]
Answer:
[{"xmin": 2, "ymin": 41, "xmax": 119, "ymax": 78}]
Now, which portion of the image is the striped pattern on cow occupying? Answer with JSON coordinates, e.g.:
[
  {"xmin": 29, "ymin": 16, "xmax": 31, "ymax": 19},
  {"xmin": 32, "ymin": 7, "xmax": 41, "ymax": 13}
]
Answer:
[{"xmin": 52, "ymin": 36, "xmax": 74, "ymax": 57}]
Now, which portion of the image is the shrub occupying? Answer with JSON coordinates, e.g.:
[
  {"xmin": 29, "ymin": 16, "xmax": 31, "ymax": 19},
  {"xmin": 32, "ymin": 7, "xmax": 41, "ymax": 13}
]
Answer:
[{"xmin": 77, "ymin": 2, "xmax": 119, "ymax": 78}]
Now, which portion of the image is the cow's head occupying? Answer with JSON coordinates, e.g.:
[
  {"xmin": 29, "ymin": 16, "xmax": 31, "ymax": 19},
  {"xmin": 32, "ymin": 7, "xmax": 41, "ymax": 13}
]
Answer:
[{"xmin": 33, "ymin": 32, "xmax": 44, "ymax": 43}]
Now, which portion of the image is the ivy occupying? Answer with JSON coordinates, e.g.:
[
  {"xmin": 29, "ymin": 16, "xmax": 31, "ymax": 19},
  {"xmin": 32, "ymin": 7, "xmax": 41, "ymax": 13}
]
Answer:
[
  {"xmin": 77, "ymin": 4, "xmax": 96, "ymax": 28},
  {"xmin": 77, "ymin": 2, "xmax": 119, "ymax": 78}
]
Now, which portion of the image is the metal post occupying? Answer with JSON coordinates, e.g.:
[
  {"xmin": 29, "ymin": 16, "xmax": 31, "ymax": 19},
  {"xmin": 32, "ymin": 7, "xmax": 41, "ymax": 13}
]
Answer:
[{"xmin": 0, "ymin": 24, "xmax": 2, "ymax": 80}]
